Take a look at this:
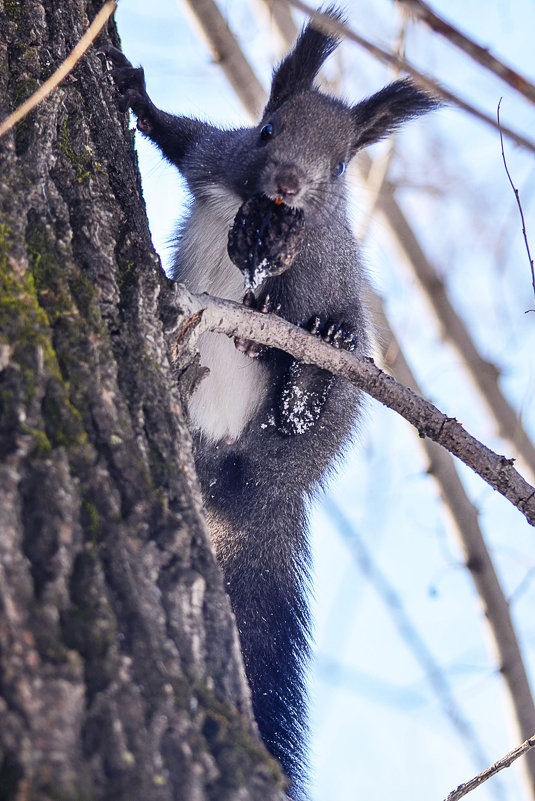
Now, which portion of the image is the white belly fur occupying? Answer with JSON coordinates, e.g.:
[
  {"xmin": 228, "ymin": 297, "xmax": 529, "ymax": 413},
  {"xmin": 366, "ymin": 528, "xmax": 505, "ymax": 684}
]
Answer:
[{"xmin": 178, "ymin": 187, "xmax": 268, "ymax": 443}]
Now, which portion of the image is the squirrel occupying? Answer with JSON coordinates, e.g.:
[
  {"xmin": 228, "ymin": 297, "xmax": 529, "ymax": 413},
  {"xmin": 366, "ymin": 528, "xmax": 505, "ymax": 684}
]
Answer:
[{"xmin": 103, "ymin": 9, "xmax": 437, "ymax": 798}]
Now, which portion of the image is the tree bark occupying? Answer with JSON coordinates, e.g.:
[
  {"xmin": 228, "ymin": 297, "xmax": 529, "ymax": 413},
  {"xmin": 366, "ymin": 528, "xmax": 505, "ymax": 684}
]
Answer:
[{"xmin": 0, "ymin": 2, "xmax": 285, "ymax": 799}]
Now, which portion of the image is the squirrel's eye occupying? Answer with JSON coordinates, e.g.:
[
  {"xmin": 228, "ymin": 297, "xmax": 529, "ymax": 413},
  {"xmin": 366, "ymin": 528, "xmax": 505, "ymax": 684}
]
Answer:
[
  {"xmin": 260, "ymin": 123, "xmax": 274, "ymax": 142},
  {"xmin": 333, "ymin": 160, "xmax": 346, "ymax": 178}
]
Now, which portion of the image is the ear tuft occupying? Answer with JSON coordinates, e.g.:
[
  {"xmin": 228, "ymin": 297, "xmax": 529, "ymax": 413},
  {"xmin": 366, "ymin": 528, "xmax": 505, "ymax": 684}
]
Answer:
[
  {"xmin": 351, "ymin": 78, "xmax": 440, "ymax": 151},
  {"xmin": 263, "ymin": 6, "xmax": 344, "ymax": 117}
]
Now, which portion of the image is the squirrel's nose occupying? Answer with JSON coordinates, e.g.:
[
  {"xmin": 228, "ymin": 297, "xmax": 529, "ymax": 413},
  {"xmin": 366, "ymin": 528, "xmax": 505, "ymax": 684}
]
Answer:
[{"xmin": 274, "ymin": 165, "xmax": 302, "ymax": 198}]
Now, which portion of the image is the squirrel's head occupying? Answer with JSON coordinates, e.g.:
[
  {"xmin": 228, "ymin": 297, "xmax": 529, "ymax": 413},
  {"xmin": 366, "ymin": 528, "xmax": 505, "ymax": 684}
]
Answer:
[{"xmin": 252, "ymin": 7, "xmax": 438, "ymax": 215}]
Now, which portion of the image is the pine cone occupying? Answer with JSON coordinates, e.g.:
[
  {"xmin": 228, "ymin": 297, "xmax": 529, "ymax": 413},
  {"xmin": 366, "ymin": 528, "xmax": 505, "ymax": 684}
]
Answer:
[{"xmin": 227, "ymin": 194, "xmax": 305, "ymax": 290}]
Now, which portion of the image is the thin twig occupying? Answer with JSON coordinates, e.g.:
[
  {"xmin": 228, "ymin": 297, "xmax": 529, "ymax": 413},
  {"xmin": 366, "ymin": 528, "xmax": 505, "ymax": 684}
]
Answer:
[
  {"xmin": 166, "ymin": 285, "xmax": 535, "ymax": 527},
  {"xmin": 0, "ymin": 1, "xmax": 117, "ymax": 139},
  {"xmin": 271, "ymin": 0, "xmax": 535, "ymax": 155},
  {"xmin": 444, "ymin": 734, "xmax": 535, "ymax": 801},
  {"xmin": 497, "ymin": 98, "xmax": 535, "ymax": 308},
  {"xmin": 394, "ymin": 0, "xmax": 535, "ymax": 106}
]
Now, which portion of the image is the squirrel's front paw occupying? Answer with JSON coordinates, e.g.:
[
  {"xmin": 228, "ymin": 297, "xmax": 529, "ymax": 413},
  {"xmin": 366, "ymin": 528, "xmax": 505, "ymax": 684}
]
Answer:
[
  {"xmin": 304, "ymin": 316, "xmax": 357, "ymax": 352},
  {"xmin": 234, "ymin": 291, "xmax": 279, "ymax": 358},
  {"xmin": 100, "ymin": 46, "xmax": 154, "ymax": 134}
]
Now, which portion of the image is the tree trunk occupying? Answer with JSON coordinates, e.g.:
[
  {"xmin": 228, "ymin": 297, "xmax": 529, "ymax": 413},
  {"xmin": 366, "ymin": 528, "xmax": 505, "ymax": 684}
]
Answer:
[{"xmin": 0, "ymin": 2, "xmax": 284, "ymax": 799}]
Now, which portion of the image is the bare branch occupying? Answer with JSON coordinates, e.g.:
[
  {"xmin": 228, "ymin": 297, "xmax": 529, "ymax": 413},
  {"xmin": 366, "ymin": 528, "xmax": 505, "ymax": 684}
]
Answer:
[
  {"xmin": 370, "ymin": 290, "xmax": 535, "ymax": 789},
  {"xmin": 444, "ymin": 734, "xmax": 535, "ymax": 801},
  {"xmin": 270, "ymin": 0, "xmax": 535, "ymax": 154},
  {"xmin": 251, "ymin": 0, "xmax": 297, "ymax": 48},
  {"xmin": 394, "ymin": 0, "xmax": 535, "ymax": 106},
  {"xmin": 0, "ymin": 1, "xmax": 117, "ymax": 139},
  {"xmin": 497, "ymin": 99, "xmax": 535, "ymax": 308},
  {"xmin": 166, "ymin": 285, "xmax": 535, "ymax": 527}
]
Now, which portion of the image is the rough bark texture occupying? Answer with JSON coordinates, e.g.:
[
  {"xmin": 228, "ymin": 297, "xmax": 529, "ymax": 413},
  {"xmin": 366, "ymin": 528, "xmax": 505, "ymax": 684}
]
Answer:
[{"xmin": 0, "ymin": 2, "xmax": 285, "ymax": 799}]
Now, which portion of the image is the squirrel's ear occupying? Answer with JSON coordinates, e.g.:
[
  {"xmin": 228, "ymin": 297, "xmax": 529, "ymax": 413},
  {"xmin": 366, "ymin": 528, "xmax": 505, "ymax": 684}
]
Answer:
[
  {"xmin": 351, "ymin": 79, "xmax": 439, "ymax": 152},
  {"xmin": 263, "ymin": 7, "xmax": 343, "ymax": 117}
]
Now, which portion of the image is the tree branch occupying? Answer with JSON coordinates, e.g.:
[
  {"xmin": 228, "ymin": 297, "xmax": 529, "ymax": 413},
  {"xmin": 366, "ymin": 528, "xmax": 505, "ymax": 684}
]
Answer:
[
  {"xmin": 0, "ymin": 1, "xmax": 117, "ymax": 138},
  {"xmin": 444, "ymin": 734, "xmax": 535, "ymax": 801},
  {"xmin": 497, "ymin": 99, "xmax": 535, "ymax": 307},
  {"xmin": 394, "ymin": 0, "xmax": 535, "ymax": 106},
  {"xmin": 181, "ymin": 0, "xmax": 266, "ymax": 117},
  {"xmin": 166, "ymin": 285, "xmax": 535, "ymax": 527}
]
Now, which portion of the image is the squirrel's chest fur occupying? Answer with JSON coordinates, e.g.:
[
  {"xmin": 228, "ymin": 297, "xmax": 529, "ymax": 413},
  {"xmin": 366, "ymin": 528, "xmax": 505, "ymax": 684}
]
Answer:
[{"xmin": 175, "ymin": 186, "xmax": 268, "ymax": 443}]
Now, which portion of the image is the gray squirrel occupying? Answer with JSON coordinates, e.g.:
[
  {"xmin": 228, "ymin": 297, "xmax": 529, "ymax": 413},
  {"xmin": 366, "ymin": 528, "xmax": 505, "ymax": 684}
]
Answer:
[{"xmin": 103, "ymin": 10, "xmax": 437, "ymax": 798}]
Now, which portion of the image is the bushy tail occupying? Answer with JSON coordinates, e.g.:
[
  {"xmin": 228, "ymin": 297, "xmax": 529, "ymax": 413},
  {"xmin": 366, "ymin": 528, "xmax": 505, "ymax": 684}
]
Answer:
[{"xmin": 205, "ymin": 472, "xmax": 312, "ymax": 799}]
